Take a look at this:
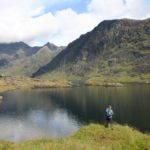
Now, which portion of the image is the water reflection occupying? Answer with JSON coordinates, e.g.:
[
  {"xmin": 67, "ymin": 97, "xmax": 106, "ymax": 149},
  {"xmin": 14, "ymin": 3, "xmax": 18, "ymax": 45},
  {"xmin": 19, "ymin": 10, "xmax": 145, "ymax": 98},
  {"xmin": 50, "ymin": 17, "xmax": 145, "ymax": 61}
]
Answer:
[
  {"xmin": 0, "ymin": 110, "xmax": 79, "ymax": 142},
  {"xmin": 0, "ymin": 84, "xmax": 150, "ymax": 142},
  {"xmin": 0, "ymin": 90, "xmax": 80, "ymax": 142},
  {"xmin": 42, "ymin": 85, "xmax": 150, "ymax": 131}
]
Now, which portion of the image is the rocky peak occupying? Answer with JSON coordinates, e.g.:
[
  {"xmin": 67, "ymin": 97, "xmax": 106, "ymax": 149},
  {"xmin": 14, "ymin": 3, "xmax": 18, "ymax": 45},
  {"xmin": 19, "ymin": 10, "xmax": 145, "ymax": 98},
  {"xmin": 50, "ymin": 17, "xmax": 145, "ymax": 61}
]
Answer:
[{"xmin": 44, "ymin": 42, "xmax": 58, "ymax": 51}]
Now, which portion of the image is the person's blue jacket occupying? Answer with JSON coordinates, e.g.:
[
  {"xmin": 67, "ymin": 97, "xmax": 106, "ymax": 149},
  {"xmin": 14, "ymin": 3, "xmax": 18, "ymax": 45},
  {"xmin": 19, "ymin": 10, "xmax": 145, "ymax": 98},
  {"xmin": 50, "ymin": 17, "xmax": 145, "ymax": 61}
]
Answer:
[{"xmin": 106, "ymin": 107, "xmax": 114, "ymax": 118}]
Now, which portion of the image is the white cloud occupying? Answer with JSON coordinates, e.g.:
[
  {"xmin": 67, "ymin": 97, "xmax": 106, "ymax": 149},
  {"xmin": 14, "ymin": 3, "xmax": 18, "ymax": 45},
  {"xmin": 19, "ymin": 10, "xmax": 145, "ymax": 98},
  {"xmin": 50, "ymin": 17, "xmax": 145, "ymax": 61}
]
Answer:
[
  {"xmin": 87, "ymin": 0, "xmax": 150, "ymax": 20},
  {"xmin": 124, "ymin": 0, "xmax": 150, "ymax": 19},
  {"xmin": 0, "ymin": 12, "xmax": 58, "ymax": 43},
  {"xmin": 87, "ymin": 0, "xmax": 126, "ymax": 19},
  {"xmin": 48, "ymin": 9, "xmax": 98, "ymax": 45},
  {"xmin": 0, "ymin": 0, "xmax": 149, "ymax": 46}
]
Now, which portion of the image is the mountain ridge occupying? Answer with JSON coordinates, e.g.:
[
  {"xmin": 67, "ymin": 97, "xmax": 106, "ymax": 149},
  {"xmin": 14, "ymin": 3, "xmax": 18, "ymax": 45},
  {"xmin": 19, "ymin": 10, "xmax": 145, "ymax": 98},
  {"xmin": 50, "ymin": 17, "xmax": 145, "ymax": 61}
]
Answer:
[
  {"xmin": 33, "ymin": 18, "xmax": 150, "ymax": 80},
  {"xmin": 0, "ymin": 41, "xmax": 64, "ymax": 76}
]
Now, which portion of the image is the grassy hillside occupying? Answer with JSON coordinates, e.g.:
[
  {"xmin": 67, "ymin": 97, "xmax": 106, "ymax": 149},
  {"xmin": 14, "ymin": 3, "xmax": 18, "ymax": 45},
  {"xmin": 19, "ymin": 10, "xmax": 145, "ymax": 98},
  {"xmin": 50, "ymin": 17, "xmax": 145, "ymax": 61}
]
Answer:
[
  {"xmin": 0, "ymin": 124, "xmax": 149, "ymax": 150},
  {"xmin": 33, "ymin": 18, "xmax": 150, "ymax": 84}
]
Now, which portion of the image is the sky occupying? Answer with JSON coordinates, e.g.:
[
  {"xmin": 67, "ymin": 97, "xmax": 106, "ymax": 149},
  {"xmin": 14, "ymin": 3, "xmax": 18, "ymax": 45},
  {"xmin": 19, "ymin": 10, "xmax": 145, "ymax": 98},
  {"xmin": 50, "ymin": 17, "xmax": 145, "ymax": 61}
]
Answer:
[{"xmin": 0, "ymin": 0, "xmax": 149, "ymax": 46}]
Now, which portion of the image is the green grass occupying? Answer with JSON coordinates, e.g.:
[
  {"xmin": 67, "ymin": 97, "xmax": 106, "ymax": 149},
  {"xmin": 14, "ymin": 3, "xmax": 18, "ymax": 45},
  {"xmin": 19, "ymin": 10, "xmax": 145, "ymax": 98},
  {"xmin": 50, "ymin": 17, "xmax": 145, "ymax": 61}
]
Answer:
[
  {"xmin": 117, "ymin": 74, "xmax": 150, "ymax": 83},
  {"xmin": 0, "ymin": 124, "xmax": 149, "ymax": 150},
  {"xmin": 84, "ymin": 73, "xmax": 150, "ymax": 86}
]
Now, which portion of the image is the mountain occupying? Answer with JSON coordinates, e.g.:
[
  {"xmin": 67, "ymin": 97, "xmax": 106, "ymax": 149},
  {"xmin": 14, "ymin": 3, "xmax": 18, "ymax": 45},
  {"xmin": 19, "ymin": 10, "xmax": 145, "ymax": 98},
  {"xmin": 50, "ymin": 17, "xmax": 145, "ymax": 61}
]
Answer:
[
  {"xmin": 33, "ymin": 18, "xmax": 150, "ymax": 81},
  {"xmin": 44, "ymin": 42, "xmax": 65, "ymax": 51},
  {"xmin": 0, "ymin": 42, "xmax": 64, "ymax": 76}
]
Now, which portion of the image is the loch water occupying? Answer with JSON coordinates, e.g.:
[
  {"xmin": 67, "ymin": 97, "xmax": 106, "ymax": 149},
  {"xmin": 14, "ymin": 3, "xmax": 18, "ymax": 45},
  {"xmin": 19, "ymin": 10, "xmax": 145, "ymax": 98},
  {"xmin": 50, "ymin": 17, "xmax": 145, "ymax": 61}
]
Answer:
[{"xmin": 0, "ymin": 84, "xmax": 149, "ymax": 142}]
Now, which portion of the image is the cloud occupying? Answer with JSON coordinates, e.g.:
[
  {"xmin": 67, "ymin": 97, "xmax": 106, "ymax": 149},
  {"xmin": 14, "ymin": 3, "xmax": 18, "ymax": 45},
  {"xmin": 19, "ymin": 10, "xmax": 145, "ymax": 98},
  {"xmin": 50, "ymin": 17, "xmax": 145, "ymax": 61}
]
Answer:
[
  {"xmin": 124, "ymin": 0, "xmax": 150, "ymax": 19},
  {"xmin": 87, "ymin": 0, "xmax": 150, "ymax": 19},
  {"xmin": 48, "ymin": 8, "xmax": 98, "ymax": 46},
  {"xmin": 87, "ymin": 0, "xmax": 125, "ymax": 19},
  {"xmin": 0, "ymin": 0, "xmax": 149, "ymax": 46}
]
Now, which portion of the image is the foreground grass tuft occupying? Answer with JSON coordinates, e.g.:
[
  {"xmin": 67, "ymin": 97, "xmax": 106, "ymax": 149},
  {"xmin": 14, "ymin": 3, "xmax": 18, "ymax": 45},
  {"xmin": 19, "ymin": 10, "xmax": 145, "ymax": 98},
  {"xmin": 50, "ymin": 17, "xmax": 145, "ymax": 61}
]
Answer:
[{"xmin": 0, "ymin": 124, "xmax": 149, "ymax": 150}]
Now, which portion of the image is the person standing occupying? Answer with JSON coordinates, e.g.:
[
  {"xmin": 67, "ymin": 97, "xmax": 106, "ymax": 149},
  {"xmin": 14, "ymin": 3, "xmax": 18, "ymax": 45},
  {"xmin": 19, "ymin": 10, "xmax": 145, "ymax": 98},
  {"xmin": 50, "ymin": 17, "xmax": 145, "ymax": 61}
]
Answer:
[{"xmin": 105, "ymin": 105, "xmax": 114, "ymax": 128}]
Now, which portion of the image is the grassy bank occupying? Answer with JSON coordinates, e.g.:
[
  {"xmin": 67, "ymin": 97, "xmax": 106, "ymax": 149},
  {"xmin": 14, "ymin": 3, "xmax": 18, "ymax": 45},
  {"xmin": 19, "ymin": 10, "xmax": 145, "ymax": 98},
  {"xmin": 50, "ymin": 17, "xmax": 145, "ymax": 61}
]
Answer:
[
  {"xmin": 0, "ymin": 77, "xmax": 72, "ymax": 92},
  {"xmin": 0, "ymin": 124, "xmax": 149, "ymax": 150},
  {"xmin": 84, "ymin": 75, "xmax": 150, "ymax": 86},
  {"xmin": 40, "ymin": 72, "xmax": 150, "ymax": 85},
  {"xmin": 0, "ymin": 74, "xmax": 150, "ymax": 92}
]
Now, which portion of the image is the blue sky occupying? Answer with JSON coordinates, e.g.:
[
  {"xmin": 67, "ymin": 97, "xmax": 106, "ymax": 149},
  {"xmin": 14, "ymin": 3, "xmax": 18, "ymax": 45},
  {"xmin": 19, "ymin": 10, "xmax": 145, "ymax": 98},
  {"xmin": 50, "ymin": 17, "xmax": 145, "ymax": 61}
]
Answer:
[
  {"xmin": 45, "ymin": 0, "xmax": 90, "ymax": 14},
  {"xmin": 0, "ymin": 0, "xmax": 149, "ymax": 46}
]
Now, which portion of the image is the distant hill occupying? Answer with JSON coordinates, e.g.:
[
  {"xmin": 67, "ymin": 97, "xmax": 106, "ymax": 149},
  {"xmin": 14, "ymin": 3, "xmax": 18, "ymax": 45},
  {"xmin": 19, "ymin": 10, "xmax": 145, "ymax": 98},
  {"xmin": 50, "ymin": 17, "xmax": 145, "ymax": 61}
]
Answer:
[
  {"xmin": 33, "ymin": 18, "xmax": 150, "ymax": 81},
  {"xmin": 0, "ymin": 42, "xmax": 64, "ymax": 76}
]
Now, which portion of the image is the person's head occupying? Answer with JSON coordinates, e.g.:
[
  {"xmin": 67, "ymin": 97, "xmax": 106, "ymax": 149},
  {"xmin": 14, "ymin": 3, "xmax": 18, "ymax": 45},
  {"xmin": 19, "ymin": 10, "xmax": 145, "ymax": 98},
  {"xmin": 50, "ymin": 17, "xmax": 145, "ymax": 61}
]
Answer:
[{"xmin": 108, "ymin": 105, "xmax": 112, "ymax": 109}]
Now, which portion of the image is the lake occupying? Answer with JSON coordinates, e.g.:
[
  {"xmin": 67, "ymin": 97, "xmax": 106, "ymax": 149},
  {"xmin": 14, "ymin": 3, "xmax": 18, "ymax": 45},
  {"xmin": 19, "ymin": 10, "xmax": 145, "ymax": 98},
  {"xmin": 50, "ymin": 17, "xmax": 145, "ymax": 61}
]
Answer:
[{"xmin": 0, "ymin": 84, "xmax": 150, "ymax": 142}]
